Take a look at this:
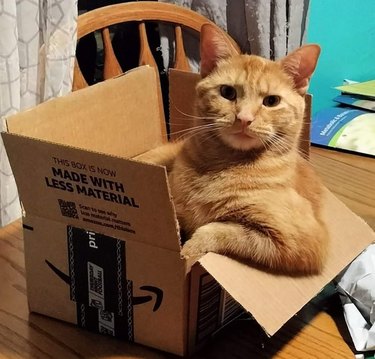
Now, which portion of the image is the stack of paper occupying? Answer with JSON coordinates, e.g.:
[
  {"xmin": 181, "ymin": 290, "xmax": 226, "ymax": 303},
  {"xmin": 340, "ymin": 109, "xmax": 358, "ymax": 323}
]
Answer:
[
  {"xmin": 311, "ymin": 79, "xmax": 375, "ymax": 157},
  {"xmin": 334, "ymin": 80, "xmax": 375, "ymax": 111}
]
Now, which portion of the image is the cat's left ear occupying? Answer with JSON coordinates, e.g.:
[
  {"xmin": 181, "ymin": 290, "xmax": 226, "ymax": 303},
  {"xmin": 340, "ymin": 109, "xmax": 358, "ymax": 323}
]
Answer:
[{"xmin": 279, "ymin": 44, "xmax": 321, "ymax": 94}]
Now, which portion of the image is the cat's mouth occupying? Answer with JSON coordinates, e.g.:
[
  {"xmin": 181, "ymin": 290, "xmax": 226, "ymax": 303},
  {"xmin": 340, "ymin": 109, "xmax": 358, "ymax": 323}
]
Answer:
[
  {"xmin": 229, "ymin": 129, "xmax": 261, "ymax": 141},
  {"xmin": 231, "ymin": 131, "xmax": 256, "ymax": 139},
  {"xmin": 222, "ymin": 129, "xmax": 264, "ymax": 151}
]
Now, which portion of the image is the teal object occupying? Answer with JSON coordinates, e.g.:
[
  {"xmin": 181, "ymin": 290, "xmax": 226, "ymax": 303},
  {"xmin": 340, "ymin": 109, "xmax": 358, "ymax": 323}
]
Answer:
[{"xmin": 306, "ymin": 0, "xmax": 375, "ymax": 113}]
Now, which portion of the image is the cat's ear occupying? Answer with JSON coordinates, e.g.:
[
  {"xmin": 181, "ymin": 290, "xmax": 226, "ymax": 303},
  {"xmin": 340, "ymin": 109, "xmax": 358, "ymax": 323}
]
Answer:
[
  {"xmin": 279, "ymin": 44, "xmax": 321, "ymax": 94},
  {"xmin": 200, "ymin": 23, "xmax": 240, "ymax": 77}
]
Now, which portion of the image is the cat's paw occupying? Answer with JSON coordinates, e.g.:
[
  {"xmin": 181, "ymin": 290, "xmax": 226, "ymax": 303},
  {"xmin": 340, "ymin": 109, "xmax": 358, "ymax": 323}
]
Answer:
[
  {"xmin": 180, "ymin": 238, "xmax": 209, "ymax": 259},
  {"xmin": 180, "ymin": 226, "xmax": 218, "ymax": 259}
]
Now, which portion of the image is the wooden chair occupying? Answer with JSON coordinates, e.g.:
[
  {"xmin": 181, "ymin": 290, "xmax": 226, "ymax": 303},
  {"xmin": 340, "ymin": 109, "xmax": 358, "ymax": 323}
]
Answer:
[
  {"xmin": 73, "ymin": 1, "xmax": 238, "ymax": 90},
  {"xmin": 73, "ymin": 1, "xmax": 239, "ymax": 132}
]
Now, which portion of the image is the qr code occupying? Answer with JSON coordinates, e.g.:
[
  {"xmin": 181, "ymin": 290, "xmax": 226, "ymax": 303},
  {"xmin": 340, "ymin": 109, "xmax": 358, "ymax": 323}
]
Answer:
[{"xmin": 58, "ymin": 199, "xmax": 79, "ymax": 219}]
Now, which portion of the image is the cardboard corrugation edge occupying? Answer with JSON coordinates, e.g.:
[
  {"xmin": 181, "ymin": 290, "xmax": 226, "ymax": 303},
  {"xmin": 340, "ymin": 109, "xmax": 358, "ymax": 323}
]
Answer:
[
  {"xmin": 301, "ymin": 94, "xmax": 312, "ymax": 157},
  {"xmin": 163, "ymin": 168, "xmax": 183, "ymax": 249}
]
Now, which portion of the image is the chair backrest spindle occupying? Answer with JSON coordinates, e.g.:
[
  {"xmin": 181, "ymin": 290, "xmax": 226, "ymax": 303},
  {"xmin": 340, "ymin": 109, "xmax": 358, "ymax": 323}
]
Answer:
[
  {"xmin": 174, "ymin": 25, "xmax": 191, "ymax": 71},
  {"xmin": 138, "ymin": 22, "xmax": 158, "ymax": 69},
  {"xmin": 73, "ymin": 62, "xmax": 88, "ymax": 91},
  {"xmin": 102, "ymin": 27, "xmax": 123, "ymax": 80}
]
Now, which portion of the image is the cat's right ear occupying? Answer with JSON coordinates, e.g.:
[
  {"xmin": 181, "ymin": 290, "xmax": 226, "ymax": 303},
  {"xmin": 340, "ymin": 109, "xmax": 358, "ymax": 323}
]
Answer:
[
  {"xmin": 200, "ymin": 24, "xmax": 240, "ymax": 77},
  {"xmin": 279, "ymin": 44, "xmax": 321, "ymax": 95}
]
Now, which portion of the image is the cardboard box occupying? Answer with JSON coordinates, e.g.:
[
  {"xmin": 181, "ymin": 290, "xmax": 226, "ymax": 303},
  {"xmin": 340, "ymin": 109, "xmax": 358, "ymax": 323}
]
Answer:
[{"xmin": 2, "ymin": 66, "xmax": 375, "ymax": 356}]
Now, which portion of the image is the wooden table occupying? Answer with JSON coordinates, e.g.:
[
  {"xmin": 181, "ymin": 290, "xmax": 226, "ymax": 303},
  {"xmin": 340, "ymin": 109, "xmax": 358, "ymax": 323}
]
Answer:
[{"xmin": 1, "ymin": 147, "xmax": 374, "ymax": 359}]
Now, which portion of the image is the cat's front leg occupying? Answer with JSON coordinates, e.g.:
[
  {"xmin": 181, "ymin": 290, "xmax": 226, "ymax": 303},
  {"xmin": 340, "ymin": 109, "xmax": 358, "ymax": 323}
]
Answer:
[
  {"xmin": 181, "ymin": 218, "xmax": 326, "ymax": 274},
  {"xmin": 181, "ymin": 222, "xmax": 246, "ymax": 259}
]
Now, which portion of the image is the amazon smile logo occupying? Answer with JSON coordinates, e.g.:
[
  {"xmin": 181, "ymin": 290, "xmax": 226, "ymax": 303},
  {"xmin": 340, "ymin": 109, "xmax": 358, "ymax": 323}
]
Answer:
[{"xmin": 45, "ymin": 260, "xmax": 163, "ymax": 312}]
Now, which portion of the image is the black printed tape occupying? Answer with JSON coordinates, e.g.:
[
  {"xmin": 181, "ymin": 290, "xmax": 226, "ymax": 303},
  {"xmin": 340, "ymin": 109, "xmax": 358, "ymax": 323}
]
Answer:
[
  {"xmin": 76, "ymin": 281, "xmax": 133, "ymax": 341},
  {"xmin": 67, "ymin": 225, "xmax": 133, "ymax": 341}
]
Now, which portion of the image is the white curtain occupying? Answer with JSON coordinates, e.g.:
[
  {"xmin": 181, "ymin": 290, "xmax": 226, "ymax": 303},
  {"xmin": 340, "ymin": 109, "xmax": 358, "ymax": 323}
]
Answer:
[
  {"xmin": 0, "ymin": 0, "xmax": 77, "ymax": 226},
  {"xmin": 159, "ymin": 0, "xmax": 310, "ymax": 70}
]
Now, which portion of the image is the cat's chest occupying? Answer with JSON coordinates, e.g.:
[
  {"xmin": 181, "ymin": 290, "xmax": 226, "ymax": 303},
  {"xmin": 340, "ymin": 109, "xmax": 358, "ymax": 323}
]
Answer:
[
  {"xmin": 171, "ymin": 167, "xmax": 263, "ymax": 216},
  {"xmin": 173, "ymin": 165, "xmax": 287, "ymax": 199},
  {"xmin": 170, "ymin": 161, "xmax": 295, "ymax": 230}
]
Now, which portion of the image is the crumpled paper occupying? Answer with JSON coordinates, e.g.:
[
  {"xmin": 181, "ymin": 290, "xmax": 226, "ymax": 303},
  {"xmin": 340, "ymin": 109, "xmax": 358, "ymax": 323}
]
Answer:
[{"xmin": 336, "ymin": 244, "xmax": 375, "ymax": 351}]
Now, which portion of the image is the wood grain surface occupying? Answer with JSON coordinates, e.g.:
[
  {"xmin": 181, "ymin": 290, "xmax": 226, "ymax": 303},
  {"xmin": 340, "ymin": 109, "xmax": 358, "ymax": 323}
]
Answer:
[
  {"xmin": 0, "ymin": 146, "xmax": 374, "ymax": 359},
  {"xmin": 311, "ymin": 147, "xmax": 375, "ymax": 229}
]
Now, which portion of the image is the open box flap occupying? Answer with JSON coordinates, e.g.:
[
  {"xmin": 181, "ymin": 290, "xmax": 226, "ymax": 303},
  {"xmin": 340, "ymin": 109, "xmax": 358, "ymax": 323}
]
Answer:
[
  {"xmin": 2, "ymin": 133, "xmax": 181, "ymax": 252},
  {"xmin": 168, "ymin": 69, "xmax": 201, "ymax": 142},
  {"xmin": 5, "ymin": 66, "xmax": 165, "ymax": 159},
  {"xmin": 199, "ymin": 189, "xmax": 375, "ymax": 336}
]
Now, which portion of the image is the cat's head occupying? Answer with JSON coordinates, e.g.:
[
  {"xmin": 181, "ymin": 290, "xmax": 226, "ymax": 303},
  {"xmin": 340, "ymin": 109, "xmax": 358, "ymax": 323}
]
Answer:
[{"xmin": 195, "ymin": 24, "xmax": 320, "ymax": 153}]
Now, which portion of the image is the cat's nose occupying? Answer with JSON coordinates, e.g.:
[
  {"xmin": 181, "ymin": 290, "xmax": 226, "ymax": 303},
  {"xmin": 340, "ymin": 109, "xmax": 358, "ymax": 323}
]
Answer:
[{"xmin": 236, "ymin": 113, "xmax": 254, "ymax": 128}]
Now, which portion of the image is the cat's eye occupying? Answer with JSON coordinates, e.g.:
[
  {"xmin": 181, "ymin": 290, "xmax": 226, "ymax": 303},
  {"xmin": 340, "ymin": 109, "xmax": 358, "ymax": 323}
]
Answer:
[
  {"xmin": 220, "ymin": 85, "xmax": 237, "ymax": 101},
  {"xmin": 263, "ymin": 95, "xmax": 281, "ymax": 107}
]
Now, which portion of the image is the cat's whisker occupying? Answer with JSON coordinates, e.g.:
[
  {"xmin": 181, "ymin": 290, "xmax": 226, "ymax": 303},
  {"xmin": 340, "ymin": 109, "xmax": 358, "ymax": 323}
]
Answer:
[
  {"xmin": 216, "ymin": 119, "xmax": 230, "ymax": 125},
  {"xmin": 268, "ymin": 134, "xmax": 309, "ymax": 157},
  {"xmin": 169, "ymin": 123, "xmax": 220, "ymax": 135},
  {"xmin": 197, "ymin": 130, "xmax": 221, "ymax": 146},
  {"xmin": 265, "ymin": 139, "xmax": 286, "ymax": 154},
  {"xmin": 171, "ymin": 105, "xmax": 221, "ymax": 121},
  {"xmin": 168, "ymin": 123, "xmax": 218, "ymax": 132},
  {"xmin": 171, "ymin": 105, "xmax": 203, "ymax": 119},
  {"xmin": 262, "ymin": 133, "xmax": 294, "ymax": 154},
  {"xmin": 257, "ymin": 136, "xmax": 269, "ymax": 152},
  {"xmin": 171, "ymin": 117, "xmax": 200, "ymax": 123},
  {"xmin": 172, "ymin": 116, "xmax": 222, "ymax": 122},
  {"xmin": 175, "ymin": 124, "xmax": 223, "ymax": 143},
  {"xmin": 169, "ymin": 123, "xmax": 203, "ymax": 127},
  {"xmin": 170, "ymin": 113, "xmax": 227, "ymax": 134},
  {"xmin": 181, "ymin": 131, "xmax": 214, "ymax": 144},
  {"xmin": 270, "ymin": 136, "xmax": 293, "ymax": 151}
]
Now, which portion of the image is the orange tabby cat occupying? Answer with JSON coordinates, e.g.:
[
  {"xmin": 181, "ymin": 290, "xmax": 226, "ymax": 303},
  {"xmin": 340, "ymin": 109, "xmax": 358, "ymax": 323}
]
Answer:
[{"xmin": 137, "ymin": 24, "xmax": 329, "ymax": 274}]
